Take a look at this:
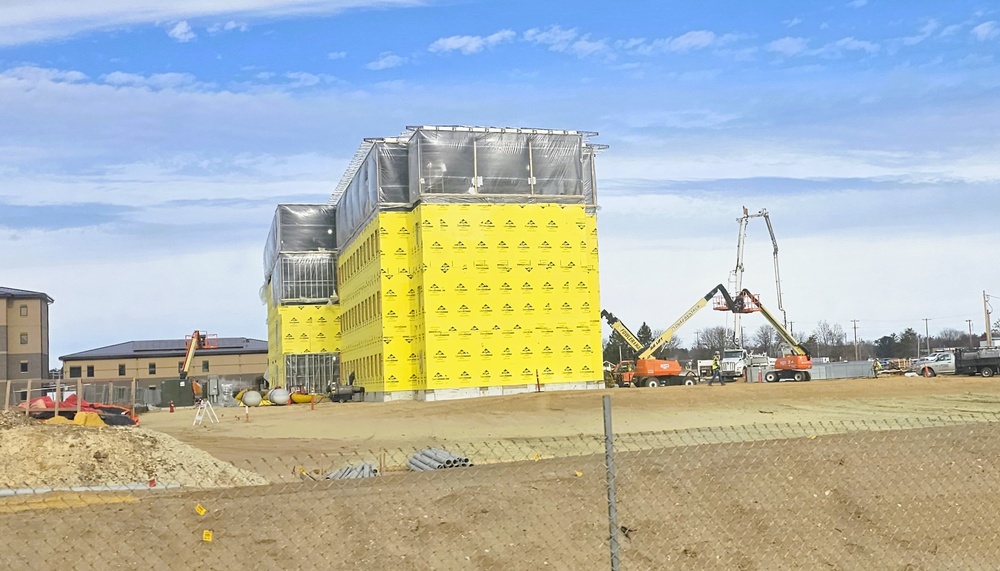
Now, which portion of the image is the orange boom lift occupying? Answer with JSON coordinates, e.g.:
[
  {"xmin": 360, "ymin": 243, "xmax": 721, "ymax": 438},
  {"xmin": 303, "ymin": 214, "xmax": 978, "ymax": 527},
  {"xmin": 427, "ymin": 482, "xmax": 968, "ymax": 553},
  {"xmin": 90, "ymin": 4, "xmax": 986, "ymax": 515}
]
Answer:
[
  {"xmin": 713, "ymin": 290, "xmax": 813, "ymax": 382},
  {"xmin": 602, "ymin": 284, "xmax": 744, "ymax": 387}
]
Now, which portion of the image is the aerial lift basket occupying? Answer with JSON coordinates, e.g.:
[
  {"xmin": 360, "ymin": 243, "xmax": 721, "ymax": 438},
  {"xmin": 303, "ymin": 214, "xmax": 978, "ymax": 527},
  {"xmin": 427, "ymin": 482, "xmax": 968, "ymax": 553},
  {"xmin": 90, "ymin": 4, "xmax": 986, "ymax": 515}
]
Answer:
[{"xmin": 712, "ymin": 292, "xmax": 761, "ymax": 313}]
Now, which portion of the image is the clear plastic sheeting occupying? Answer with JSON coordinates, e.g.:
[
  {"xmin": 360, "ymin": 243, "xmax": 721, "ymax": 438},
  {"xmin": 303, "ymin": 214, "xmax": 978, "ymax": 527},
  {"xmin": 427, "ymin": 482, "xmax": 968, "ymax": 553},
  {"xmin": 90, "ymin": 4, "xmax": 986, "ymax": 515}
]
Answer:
[
  {"xmin": 270, "ymin": 252, "xmax": 338, "ymax": 304},
  {"xmin": 263, "ymin": 205, "xmax": 337, "ymax": 279},
  {"xmin": 582, "ymin": 146, "xmax": 596, "ymax": 205},
  {"xmin": 378, "ymin": 142, "xmax": 410, "ymax": 204},
  {"xmin": 408, "ymin": 129, "xmax": 585, "ymax": 199},
  {"xmin": 335, "ymin": 143, "xmax": 410, "ymax": 248},
  {"xmin": 284, "ymin": 353, "xmax": 339, "ymax": 394},
  {"xmin": 333, "ymin": 126, "xmax": 602, "ymax": 250}
]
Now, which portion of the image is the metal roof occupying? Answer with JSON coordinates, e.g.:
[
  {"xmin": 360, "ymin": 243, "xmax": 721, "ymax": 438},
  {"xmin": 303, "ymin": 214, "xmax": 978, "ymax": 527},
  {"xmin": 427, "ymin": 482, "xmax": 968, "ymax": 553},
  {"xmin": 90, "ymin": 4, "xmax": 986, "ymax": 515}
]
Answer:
[
  {"xmin": 0, "ymin": 287, "xmax": 54, "ymax": 303},
  {"xmin": 60, "ymin": 337, "xmax": 268, "ymax": 361}
]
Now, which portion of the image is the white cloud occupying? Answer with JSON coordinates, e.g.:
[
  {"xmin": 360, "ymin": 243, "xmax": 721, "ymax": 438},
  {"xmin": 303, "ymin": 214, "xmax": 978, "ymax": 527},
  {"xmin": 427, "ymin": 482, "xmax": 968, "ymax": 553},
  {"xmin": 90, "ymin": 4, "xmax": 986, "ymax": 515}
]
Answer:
[
  {"xmin": 568, "ymin": 36, "xmax": 610, "ymax": 57},
  {"xmin": 971, "ymin": 21, "xmax": 998, "ymax": 41},
  {"xmin": 327, "ymin": 51, "xmax": 347, "ymax": 60},
  {"xmin": 622, "ymin": 30, "xmax": 736, "ymax": 56},
  {"xmin": 668, "ymin": 30, "xmax": 718, "ymax": 51},
  {"xmin": 847, "ymin": 0, "xmax": 867, "ymax": 7},
  {"xmin": 767, "ymin": 36, "xmax": 808, "ymax": 56},
  {"xmin": 284, "ymin": 71, "xmax": 341, "ymax": 87},
  {"xmin": 832, "ymin": 36, "xmax": 880, "ymax": 54},
  {"xmin": 167, "ymin": 21, "xmax": 195, "ymax": 42},
  {"xmin": 102, "ymin": 71, "xmax": 200, "ymax": 90},
  {"xmin": 0, "ymin": 0, "xmax": 422, "ymax": 46},
  {"xmin": 207, "ymin": 21, "xmax": 249, "ymax": 33},
  {"xmin": 903, "ymin": 20, "xmax": 939, "ymax": 46},
  {"xmin": 1, "ymin": 66, "xmax": 88, "ymax": 83},
  {"xmin": 428, "ymin": 29, "xmax": 515, "ymax": 54},
  {"xmin": 939, "ymin": 24, "xmax": 961, "ymax": 37},
  {"xmin": 524, "ymin": 25, "xmax": 579, "ymax": 52},
  {"xmin": 366, "ymin": 52, "xmax": 406, "ymax": 70},
  {"xmin": 783, "ymin": 18, "xmax": 802, "ymax": 28}
]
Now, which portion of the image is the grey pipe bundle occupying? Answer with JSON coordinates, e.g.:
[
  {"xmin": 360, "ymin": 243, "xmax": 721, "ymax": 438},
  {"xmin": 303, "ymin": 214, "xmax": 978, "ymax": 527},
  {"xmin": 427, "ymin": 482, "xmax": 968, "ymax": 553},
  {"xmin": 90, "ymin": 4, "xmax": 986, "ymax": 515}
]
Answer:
[
  {"xmin": 325, "ymin": 463, "xmax": 379, "ymax": 480},
  {"xmin": 407, "ymin": 448, "xmax": 473, "ymax": 471}
]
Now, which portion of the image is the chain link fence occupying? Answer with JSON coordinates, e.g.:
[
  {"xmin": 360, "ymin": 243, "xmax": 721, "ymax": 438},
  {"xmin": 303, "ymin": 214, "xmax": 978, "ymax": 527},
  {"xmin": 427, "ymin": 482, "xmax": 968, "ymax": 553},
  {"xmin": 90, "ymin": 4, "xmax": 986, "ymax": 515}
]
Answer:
[{"xmin": 2, "ymin": 402, "xmax": 1000, "ymax": 569}]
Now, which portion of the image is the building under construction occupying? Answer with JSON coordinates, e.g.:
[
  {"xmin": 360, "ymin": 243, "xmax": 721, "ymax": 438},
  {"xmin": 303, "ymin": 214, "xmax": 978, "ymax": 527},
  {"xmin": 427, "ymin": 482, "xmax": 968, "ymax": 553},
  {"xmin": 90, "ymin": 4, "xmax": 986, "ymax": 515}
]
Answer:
[{"xmin": 263, "ymin": 126, "xmax": 604, "ymax": 401}]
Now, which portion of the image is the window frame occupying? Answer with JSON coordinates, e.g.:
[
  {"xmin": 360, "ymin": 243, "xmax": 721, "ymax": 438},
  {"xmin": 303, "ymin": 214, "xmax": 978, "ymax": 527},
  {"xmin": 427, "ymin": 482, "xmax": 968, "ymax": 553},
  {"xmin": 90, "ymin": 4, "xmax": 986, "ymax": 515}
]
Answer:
[
  {"xmin": 19, "ymin": 333, "xmax": 28, "ymax": 345},
  {"xmin": 86, "ymin": 365, "xmax": 94, "ymax": 378},
  {"xmin": 19, "ymin": 305, "xmax": 28, "ymax": 317},
  {"xmin": 118, "ymin": 364, "xmax": 126, "ymax": 377},
  {"xmin": 148, "ymin": 362, "xmax": 156, "ymax": 375},
  {"xmin": 69, "ymin": 366, "xmax": 82, "ymax": 378}
]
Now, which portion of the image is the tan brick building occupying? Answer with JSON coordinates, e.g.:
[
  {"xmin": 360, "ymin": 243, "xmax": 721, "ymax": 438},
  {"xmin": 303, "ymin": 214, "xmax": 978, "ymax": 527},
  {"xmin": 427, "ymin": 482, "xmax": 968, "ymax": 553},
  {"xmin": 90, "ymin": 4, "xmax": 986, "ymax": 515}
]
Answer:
[
  {"xmin": 0, "ymin": 287, "xmax": 53, "ymax": 381},
  {"xmin": 59, "ymin": 337, "xmax": 268, "ymax": 407}
]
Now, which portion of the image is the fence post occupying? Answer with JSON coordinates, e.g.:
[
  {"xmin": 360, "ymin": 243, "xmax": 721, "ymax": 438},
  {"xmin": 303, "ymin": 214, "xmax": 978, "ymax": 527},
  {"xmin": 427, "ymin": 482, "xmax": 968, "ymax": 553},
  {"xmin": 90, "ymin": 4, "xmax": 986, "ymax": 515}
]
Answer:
[
  {"xmin": 3, "ymin": 380, "xmax": 10, "ymax": 411},
  {"xmin": 603, "ymin": 395, "xmax": 620, "ymax": 571}
]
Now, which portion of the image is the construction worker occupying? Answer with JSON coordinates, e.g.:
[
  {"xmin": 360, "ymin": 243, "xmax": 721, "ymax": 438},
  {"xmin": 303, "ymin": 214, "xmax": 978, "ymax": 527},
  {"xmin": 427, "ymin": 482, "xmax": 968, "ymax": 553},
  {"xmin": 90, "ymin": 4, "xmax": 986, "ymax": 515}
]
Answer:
[
  {"xmin": 709, "ymin": 352, "xmax": 723, "ymax": 386},
  {"xmin": 873, "ymin": 359, "xmax": 883, "ymax": 378}
]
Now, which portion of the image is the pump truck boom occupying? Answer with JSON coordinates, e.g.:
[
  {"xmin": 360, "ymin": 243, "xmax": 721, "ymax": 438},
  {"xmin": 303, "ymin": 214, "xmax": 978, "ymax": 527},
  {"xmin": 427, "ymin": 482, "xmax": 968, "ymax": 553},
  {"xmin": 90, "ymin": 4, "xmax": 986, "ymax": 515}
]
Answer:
[
  {"xmin": 602, "ymin": 284, "xmax": 743, "ymax": 387},
  {"xmin": 730, "ymin": 207, "xmax": 788, "ymax": 347}
]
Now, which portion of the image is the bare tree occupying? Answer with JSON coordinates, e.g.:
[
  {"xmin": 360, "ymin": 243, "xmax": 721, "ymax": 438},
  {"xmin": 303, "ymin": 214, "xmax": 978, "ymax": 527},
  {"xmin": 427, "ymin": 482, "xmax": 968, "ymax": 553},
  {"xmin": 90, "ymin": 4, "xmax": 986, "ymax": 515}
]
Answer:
[
  {"xmin": 750, "ymin": 324, "xmax": 779, "ymax": 356},
  {"xmin": 649, "ymin": 329, "xmax": 682, "ymax": 358},
  {"xmin": 809, "ymin": 321, "xmax": 849, "ymax": 360},
  {"xmin": 694, "ymin": 326, "xmax": 733, "ymax": 358},
  {"xmin": 934, "ymin": 328, "xmax": 965, "ymax": 348}
]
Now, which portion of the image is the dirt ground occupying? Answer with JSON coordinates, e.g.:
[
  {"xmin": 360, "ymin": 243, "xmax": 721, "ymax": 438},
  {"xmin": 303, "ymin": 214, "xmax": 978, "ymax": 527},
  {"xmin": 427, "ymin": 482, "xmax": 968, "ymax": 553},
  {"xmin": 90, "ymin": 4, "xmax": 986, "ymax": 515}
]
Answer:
[
  {"xmin": 0, "ymin": 420, "xmax": 267, "ymax": 489},
  {"xmin": 3, "ymin": 375, "xmax": 1000, "ymax": 570},
  {"xmin": 140, "ymin": 375, "xmax": 1000, "ymax": 465}
]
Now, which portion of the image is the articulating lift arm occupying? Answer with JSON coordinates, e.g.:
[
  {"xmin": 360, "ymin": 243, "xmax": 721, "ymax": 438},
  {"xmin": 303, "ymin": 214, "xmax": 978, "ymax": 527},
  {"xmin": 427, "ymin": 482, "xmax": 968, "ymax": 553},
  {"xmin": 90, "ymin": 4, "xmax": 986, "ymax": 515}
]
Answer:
[
  {"xmin": 600, "ymin": 310, "xmax": 645, "ymax": 353},
  {"xmin": 739, "ymin": 291, "xmax": 810, "ymax": 359},
  {"xmin": 636, "ymin": 284, "xmax": 742, "ymax": 360}
]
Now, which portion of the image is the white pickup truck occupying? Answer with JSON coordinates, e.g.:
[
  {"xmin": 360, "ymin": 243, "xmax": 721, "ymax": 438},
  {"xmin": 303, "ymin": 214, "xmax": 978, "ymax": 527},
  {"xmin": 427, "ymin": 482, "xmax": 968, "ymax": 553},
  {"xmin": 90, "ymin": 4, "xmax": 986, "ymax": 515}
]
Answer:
[{"xmin": 913, "ymin": 349, "xmax": 1000, "ymax": 377}]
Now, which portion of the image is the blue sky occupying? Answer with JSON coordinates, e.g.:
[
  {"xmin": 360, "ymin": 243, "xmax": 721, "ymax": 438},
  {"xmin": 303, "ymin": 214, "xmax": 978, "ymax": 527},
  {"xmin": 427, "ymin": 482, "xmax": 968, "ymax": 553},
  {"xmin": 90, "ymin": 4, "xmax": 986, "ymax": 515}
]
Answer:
[{"xmin": 1, "ymin": 0, "xmax": 999, "ymax": 362}]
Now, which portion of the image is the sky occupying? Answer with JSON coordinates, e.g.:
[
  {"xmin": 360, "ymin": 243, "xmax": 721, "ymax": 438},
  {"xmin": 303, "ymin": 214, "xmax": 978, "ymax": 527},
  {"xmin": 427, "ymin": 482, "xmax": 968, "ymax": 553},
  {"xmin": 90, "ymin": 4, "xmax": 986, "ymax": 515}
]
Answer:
[{"xmin": 1, "ymin": 0, "xmax": 999, "ymax": 363}]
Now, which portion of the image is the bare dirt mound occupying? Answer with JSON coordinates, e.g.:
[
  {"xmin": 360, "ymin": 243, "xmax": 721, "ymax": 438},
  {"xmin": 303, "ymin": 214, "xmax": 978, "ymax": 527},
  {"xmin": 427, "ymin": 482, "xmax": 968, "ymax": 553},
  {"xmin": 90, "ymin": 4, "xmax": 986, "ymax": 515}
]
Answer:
[
  {"xmin": 0, "ymin": 417, "xmax": 266, "ymax": 489},
  {"xmin": 0, "ymin": 410, "xmax": 34, "ymax": 430}
]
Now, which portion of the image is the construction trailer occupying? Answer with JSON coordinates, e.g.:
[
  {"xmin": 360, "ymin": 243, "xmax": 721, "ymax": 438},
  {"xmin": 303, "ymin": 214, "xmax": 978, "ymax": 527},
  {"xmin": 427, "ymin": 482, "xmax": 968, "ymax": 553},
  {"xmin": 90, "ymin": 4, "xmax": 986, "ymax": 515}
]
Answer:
[{"xmin": 264, "ymin": 126, "xmax": 605, "ymax": 401}]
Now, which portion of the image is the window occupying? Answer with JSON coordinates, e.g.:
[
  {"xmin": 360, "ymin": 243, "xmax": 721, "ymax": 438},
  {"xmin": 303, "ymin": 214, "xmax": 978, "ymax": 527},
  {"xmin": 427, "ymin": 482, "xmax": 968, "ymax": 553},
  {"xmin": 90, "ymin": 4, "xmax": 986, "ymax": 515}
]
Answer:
[
  {"xmin": 19, "ymin": 333, "xmax": 28, "ymax": 345},
  {"xmin": 118, "ymin": 364, "xmax": 126, "ymax": 377},
  {"xmin": 149, "ymin": 362, "xmax": 156, "ymax": 375},
  {"xmin": 20, "ymin": 362, "xmax": 28, "ymax": 374},
  {"xmin": 19, "ymin": 305, "xmax": 28, "ymax": 317},
  {"xmin": 69, "ymin": 366, "xmax": 82, "ymax": 378},
  {"xmin": 86, "ymin": 365, "xmax": 94, "ymax": 378},
  {"xmin": 202, "ymin": 360, "xmax": 210, "ymax": 372}
]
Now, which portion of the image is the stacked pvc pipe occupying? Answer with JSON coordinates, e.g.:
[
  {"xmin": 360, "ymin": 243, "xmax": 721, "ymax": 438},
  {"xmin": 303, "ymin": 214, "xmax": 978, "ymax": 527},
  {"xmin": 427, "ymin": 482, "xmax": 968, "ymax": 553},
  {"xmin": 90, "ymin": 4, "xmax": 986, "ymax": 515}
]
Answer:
[
  {"xmin": 325, "ymin": 463, "xmax": 379, "ymax": 480},
  {"xmin": 406, "ymin": 448, "xmax": 473, "ymax": 471}
]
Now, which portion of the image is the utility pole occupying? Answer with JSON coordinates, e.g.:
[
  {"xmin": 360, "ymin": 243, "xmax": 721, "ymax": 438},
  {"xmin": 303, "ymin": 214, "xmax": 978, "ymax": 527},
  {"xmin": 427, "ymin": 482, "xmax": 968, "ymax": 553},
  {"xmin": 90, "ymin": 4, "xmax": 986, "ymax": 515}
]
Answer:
[
  {"xmin": 923, "ymin": 318, "xmax": 931, "ymax": 356},
  {"xmin": 967, "ymin": 319, "xmax": 974, "ymax": 348},
  {"xmin": 851, "ymin": 320, "xmax": 860, "ymax": 360},
  {"xmin": 985, "ymin": 291, "xmax": 993, "ymax": 349},
  {"xmin": 788, "ymin": 322, "xmax": 794, "ymax": 337}
]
